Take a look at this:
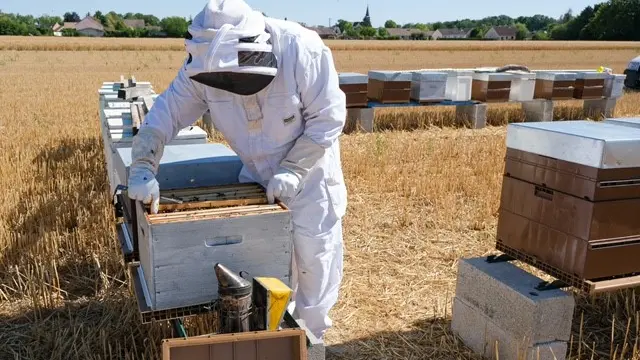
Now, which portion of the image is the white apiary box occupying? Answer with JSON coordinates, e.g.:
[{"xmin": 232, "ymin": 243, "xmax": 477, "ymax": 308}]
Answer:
[
  {"xmin": 508, "ymin": 71, "xmax": 537, "ymax": 101},
  {"xmin": 135, "ymin": 183, "xmax": 293, "ymax": 311},
  {"xmin": 367, "ymin": 70, "xmax": 412, "ymax": 103},
  {"xmin": 410, "ymin": 72, "xmax": 447, "ymax": 102},
  {"xmin": 443, "ymin": 70, "xmax": 473, "ymax": 101},
  {"xmin": 604, "ymin": 74, "xmax": 627, "ymax": 98}
]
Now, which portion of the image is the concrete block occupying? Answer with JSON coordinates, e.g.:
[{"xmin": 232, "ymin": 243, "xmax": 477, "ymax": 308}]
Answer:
[
  {"xmin": 452, "ymin": 296, "xmax": 568, "ymax": 360},
  {"xmin": 583, "ymin": 98, "xmax": 617, "ymax": 119},
  {"xmin": 522, "ymin": 100, "xmax": 554, "ymax": 122},
  {"xmin": 455, "ymin": 257, "xmax": 575, "ymax": 344},
  {"xmin": 456, "ymin": 104, "xmax": 487, "ymax": 129},
  {"xmin": 346, "ymin": 108, "xmax": 374, "ymax": 132}
]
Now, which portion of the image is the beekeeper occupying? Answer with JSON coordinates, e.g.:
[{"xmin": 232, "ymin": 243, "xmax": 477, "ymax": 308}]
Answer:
[{"xmin": 126, "ymin": 0, "xmax": 347, "ymax": 340}]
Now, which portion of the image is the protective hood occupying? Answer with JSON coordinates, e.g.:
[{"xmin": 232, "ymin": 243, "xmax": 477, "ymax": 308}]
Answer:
[{"xmin": 184, "ymin": 0, "xmax": 277, "ymax": 95}]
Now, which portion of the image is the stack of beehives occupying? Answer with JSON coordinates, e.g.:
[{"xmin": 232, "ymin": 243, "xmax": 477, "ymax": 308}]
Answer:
[{"xmin": 497, "ymin": 119, "xmax": 640, "ymax": 282}]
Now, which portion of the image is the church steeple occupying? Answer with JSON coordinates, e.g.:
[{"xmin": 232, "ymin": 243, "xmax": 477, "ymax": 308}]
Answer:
[{"xmin": 362, "ymin": 4, "xmax": 371, "ymax": 27}]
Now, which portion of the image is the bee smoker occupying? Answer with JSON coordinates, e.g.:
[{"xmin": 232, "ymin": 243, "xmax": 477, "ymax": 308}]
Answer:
[{"xmin": 214, "ymin": 263, "xmax": 253, "ymax": 334}]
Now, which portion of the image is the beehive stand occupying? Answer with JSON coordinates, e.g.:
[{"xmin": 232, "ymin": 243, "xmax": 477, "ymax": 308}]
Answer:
[{"xmin": 100, "ymin": 76, "xmax": 324, "ymax": 360}]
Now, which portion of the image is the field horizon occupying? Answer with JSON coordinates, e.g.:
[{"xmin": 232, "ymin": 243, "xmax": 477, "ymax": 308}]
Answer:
[{"xmin": 1, "ymin": 37, "xmax": 640, "ymax": 359}]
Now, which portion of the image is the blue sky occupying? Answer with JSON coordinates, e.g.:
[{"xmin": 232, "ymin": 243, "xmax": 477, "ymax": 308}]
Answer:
[{"xmin": 2, "ymin": 0, "xmax": 601, "ymax": 27}]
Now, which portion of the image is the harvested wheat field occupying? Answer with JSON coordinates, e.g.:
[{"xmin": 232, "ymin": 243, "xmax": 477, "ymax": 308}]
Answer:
[{"xmin": 1, "ymin": 37, "xmax": 640, "ymax": 360}]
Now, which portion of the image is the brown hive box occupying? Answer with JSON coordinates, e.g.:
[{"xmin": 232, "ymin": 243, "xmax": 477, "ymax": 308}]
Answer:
[
  {"xmin": 533, "ymin": 71, "xmax": 577, "ymax": 100},
  {"xmin": 338, "ymin": 72, "xmax": 368, "ymax": 108},
  {"xmin": 471, "ymin": 72, "xmax": 513, "ymax": 102},
  {"xmin": 498, "ymin": 121, "xmax": 640, "ymax": 280},
  {"xmin": 367, "ymin": 70, "xmax": 412, "ymax": 104},
  {"xmin": 573, "ymin": 72, "xmax": 607, "ymax": 99}
]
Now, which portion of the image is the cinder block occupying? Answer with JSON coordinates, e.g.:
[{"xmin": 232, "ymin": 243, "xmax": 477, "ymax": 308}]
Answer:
[
  {"xmin": 456, "ymin": 104, "xmax": 487, "ymax": 129},
  {"xmin": 346, "ymin": 108, "xmax": 374, "ymax": 132},
  {"xmin": 522, "ymin": 100, "xmax": 554, "ymax": 122},
  {"xmin": 455, "ymin": 257, "xmax": 575, "ymax": 345},
  {"xmin": 583, "ymin": 98, "xmax": 617, "ymax": 119},
  {"xmin": 452, "ymin": 296, "xmax": 568, "ymax": 360}
]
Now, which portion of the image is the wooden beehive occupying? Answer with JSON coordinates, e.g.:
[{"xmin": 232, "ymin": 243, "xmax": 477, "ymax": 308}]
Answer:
[
  {"xmin": 339, "ymin": 72, "xmax": 369, "ymax": 108},
  {"xmin": 410, "ymin": 71, "xmax": 448, "ymax": 103},
  {"xmin": 367, "ymin": 70, "xmax": 412, "ymax": 104},
  {"xmin": 471, "ymin": 72, "xmax": 513, "ymax": 102},
  {"xmin": 498, "ymin": 121, "xmax": 640, "ymax": 280},
  {"xmin": 573, "ymin": 72, "xmax": 607, "ymax": 99},
  {"xmin": 533, "ymin": 71, "xmax": 576, "ymax": 100},
  {"xmin": 136, "ymin": 183, "xmax": 293, "ymax": 311}
]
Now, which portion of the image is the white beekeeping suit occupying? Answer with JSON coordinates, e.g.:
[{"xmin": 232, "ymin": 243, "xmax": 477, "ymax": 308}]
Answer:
[{"xmin": 126, "ymin": 0, "xmax": 347, "ymax": 340}]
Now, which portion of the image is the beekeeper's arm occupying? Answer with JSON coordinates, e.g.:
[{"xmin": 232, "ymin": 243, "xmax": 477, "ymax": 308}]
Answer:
[
  {"xmin": 267, "ymin": 33, "xmax": 346, "ymax": 203},
  {"xmin": 128, "ymin": 65, "xmax": 209, "ymax": 213}
]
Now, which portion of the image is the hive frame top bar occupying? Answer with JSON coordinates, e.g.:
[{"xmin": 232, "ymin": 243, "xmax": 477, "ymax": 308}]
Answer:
[{"xmin": 506, "ymin": 121, "xmax": 640, "ymax": 169}]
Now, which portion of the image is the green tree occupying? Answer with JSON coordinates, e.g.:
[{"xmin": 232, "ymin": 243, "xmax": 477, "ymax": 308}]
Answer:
[
  {"xmin": 532, "ymin": 31, "xmax": 549, "ymax": 40},
  {"xmin": 161, "ymin": 16, "xmax": 189, "ymax": 37},
  {"xmin": 515, "ymin": 23, "xmax": 529, "ymax": 39},
  {"xmin": 93, "ymin": 11, "xmax": 107, "ymax": 26},
  {"xmin": 377, "ymin": 27, "xmax": 388, "ymax": 37},
  {"xmin": 63, "ymin": 12, "xmax": 80, "ymax": 22},
  {"xmin": 384, "ymin": 20, "xmax": 397, "ymax": 28},
  {"xmin": 359, "ymin": 26, "xmax": 376, "ymax": 37},
  {"xmin": 584, "ymin": 0, "xmax": 640, "ymax": 40}
]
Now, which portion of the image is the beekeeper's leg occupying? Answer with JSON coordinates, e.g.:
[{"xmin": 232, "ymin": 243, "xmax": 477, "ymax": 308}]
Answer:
[{"xmin": 287, "ymin": 179, "xmax": 344, "ymax": 340}]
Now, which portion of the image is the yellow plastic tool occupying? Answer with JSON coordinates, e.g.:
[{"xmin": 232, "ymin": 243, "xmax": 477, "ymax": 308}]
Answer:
[{"xmin": 253, "ymin": 277, "xmax": 293, "ymax": 331}]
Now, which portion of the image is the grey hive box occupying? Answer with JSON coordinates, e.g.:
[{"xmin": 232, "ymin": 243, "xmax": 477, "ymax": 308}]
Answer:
[
  {"xmin": 410, "ymin": 71, "xmax": 447, "ymax": 103},
  {"xmin": 506, "ymin": 120, "xmax": 640, "ymax": 169},
  {"xmin": 113, "ymin": 142, "xmax": 244, "ymax": 191},
  {"xmin": 135, "ymin": 183, "xmax": 293, "ymax": 311}
]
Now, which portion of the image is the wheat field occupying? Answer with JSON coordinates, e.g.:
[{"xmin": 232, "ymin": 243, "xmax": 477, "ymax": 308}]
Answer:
[{"xmin": 1, "ymin": 37, "xmax": 640, "ymax": 360}]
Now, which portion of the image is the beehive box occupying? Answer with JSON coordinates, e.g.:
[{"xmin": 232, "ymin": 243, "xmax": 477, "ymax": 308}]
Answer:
[
  {"xmin": 113, "ymin": 143, "xmax": 244, "ymax": 192},
  {"xmin": 410, "ymin": 71, "xmax": 447, "ymax": 103},
  {"xmin": 499, "ymin": 121, "xmax": 640, "ymax": 279},
  {"xmin": 339, "ymin": 72, "xmax": 368, "ymax": 108},
  {"xmin": 367, "ymin": 70, "xmax": 412, "ymax": 104},
  {"xmin": 443, "ymin": 70, "xmax": 473, "ymax": 101},
  {"xmin": 533, "ymin": 71, "xmax": 576, "ymax": 100},
  {"xmin": 573, "ymin": 72, "xmax": 607, "ymax": 99},
  {"xmin": 508, "ymin": 71, "xmax": 537, "ymax": 102},
  {"xmin": 604, "ymin": 74, "xmax": 627, "ymax": 98},
  {"xmin": 471, "ymin": 73, "xmax": 513, "ymax": 102},
  {"xmin": 136, "ymin": 183, "xmax": 293, "ymax": 311}
]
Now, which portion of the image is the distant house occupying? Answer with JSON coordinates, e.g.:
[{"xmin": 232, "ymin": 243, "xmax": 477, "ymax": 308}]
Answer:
[
  {"xmin": 124, "ymin": 19, "xmax": 146, "ymax": 29},
  {"xmin": 431, "ymin": 28, "xmax": 470, "ymax": 40},
  {"xmin": 306, "ymin": 26, "xmax": 338, "ymax": 39},
  {"xmin": 385, "ymin": 28, "xmax": 431, "ymax": 40},
  {"xmin": 484, "ymin": 26, "xmax": 517, "ymax": 40},
  {"xmin": 52, "ymin": 16, "xmax": 104, "ymax": 37}
]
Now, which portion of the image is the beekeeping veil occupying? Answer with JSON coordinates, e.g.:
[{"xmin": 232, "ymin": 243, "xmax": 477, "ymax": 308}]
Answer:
[{"xmin": 184, "ymin": 0, "xmax": 277, "ymax": 95}]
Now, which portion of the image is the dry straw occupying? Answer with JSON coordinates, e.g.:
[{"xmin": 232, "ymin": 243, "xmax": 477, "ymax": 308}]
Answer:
[{"xmin": 0, "ymin": 39, "xmax": 639, "ymax": 359}]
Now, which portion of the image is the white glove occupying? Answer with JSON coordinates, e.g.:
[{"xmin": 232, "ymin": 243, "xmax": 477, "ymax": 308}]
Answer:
[
  {"xmin": 128, "ymin": 126, "xmax": 166, "ymax": 214},
  {"xmin": 266, "ymin": 168, "xmax": 300, "ymax": 204},
  {"xmin": 266, "ymin": 134, "xmax": 326, "ymax": 204},
  {"xmin": 128, "ymin": 167, "xmax": 160, "ymax": 214}
]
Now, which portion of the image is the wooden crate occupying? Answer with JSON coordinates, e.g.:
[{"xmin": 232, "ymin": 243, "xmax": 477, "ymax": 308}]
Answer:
[
  {"xmin": 162, "ymin": 329, "xmax": 306, "ymax": 360},
  {"xmin": 136, "ymin": 183, "xmax": 294, "ymax": 311},
  {"xmin": 367, "ymin": 70, "xmax": 412, "ymax": 104},
  {"xmin": 471, "ymin": 72, "xmax": 513, "ymax": 102}
]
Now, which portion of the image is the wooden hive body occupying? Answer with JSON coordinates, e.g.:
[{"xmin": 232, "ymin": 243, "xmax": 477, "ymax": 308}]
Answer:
[
  {"xmin": 471, "ymin": 73, "xmax": 513, "ymax": 102},
  {"xmin": 137, "ymin": 183, "xmax": 294, "ymax": 311},
  {"xmin": 533, "ymin": 72, "xmax": 576, "ymax": 100},
  {"xmin": 367, "ymin": 70, "xmax": 412, "ymax": 104},
  {"xmin": 339, "ymin": 72, "xmax": 369, "ymax": 108},
  {"xmin": 499, "ymin": 121, "xmax": 640, "ymax": 280}
]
